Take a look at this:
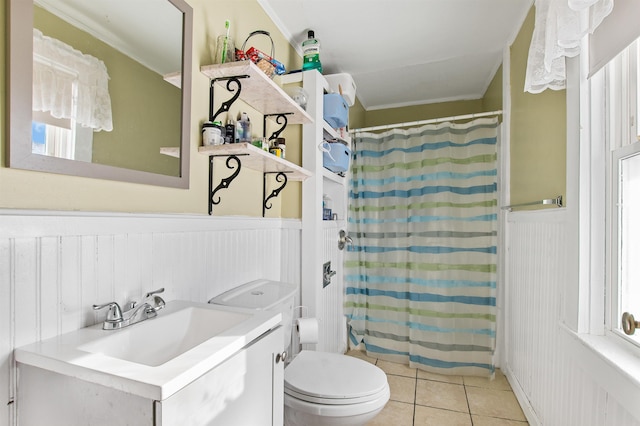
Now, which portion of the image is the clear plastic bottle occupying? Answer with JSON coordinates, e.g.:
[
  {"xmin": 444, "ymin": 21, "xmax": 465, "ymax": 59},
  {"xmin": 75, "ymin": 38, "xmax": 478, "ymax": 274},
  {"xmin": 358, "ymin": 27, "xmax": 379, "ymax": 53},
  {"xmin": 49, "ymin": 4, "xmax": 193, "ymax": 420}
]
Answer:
[
  {"xmin": 302, "ymin": 30, "xmax": 322, "ymax": 73},
  {"xmin": 236, "ymin": 112, "xmax": 251, "ymax": 143},
  {"xmin": 322, "ymin": 194, "xmax": 332, "ymax": 220}
]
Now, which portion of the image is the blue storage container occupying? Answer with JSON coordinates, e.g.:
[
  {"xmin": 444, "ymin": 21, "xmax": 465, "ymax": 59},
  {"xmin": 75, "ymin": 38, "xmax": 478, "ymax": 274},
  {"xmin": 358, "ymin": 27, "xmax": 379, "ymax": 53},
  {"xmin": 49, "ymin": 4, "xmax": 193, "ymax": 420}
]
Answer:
[
  {"xmin": 323, "ymin": 94, "xmax": 349, "ymax": 129},
  {"xmin": 322, "ymin": 142, "xmax": 351, "ymax": 173}
]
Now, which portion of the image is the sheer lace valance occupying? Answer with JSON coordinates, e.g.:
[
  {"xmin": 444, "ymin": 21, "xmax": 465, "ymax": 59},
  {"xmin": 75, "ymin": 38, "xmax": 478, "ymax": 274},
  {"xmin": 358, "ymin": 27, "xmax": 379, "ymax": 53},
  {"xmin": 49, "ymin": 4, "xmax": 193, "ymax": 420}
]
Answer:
[
  {"xmin": 525, "ymin": 0, "xmax": 613, "ymax": 94},
  {"xmin": 33, "ymin": 29, "xmax": 113, "ymax": 131}
]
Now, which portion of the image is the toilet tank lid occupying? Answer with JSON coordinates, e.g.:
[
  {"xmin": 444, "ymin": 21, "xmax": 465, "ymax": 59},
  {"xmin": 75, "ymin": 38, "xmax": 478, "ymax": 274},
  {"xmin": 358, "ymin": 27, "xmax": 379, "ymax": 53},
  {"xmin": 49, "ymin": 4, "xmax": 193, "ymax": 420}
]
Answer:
[{"xmin": 209, "ymin": 279, "xmax": 298, "ymax": 310}]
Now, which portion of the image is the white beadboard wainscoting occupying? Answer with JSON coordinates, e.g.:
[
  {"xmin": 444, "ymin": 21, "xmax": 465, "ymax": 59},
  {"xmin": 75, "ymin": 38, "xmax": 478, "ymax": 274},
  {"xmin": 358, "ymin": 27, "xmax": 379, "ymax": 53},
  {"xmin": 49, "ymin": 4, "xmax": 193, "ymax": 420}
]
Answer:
[
  {"xmin": 0, "ymin": 210, "xmax": 302, "ymax": 426},
  {"xmin": 321, "ymin": 222, "xmax": 347, "ymax": 354},
  {"xmin": 297, "ymin": 221, "xmax": 348, "ymax": 355},
  {"xmin": 504, "ymin": 209, "xmax": 640, "ymax": 426}
]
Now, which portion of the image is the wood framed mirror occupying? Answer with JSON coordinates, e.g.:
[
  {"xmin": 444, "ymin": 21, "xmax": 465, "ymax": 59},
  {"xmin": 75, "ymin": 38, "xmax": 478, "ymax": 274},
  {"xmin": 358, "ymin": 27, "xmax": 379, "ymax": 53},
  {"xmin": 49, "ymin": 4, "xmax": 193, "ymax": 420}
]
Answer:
[{"xmin": 7, "ymin": 0, "xmax": 192, "ymax": 188}]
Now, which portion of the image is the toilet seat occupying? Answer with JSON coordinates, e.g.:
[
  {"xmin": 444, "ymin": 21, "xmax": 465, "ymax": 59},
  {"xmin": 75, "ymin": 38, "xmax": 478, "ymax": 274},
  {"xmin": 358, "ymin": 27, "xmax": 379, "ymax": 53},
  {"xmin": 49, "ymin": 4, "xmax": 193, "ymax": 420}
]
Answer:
[
  {"xmin": 285, "ymin": 386, "xmax": 390, "ymax": 405},
  {"xmin": 284, "ymin": 351, "xmax": 389, "ymax": 406},
  {"xmin": 284, "ymin": 387, "xmax": 390, "ymax": 419}
]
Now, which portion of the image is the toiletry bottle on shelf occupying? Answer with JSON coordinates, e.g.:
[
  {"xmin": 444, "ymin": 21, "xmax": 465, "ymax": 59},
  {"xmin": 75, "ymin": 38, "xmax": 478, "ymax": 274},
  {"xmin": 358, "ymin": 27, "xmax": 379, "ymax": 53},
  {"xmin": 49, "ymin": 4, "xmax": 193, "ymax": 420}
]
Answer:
[
  {"xmin": 275, "ymin": 137, "xmax": 286, "ymax": 159},
  {"xmin": 235, "ymin": 115, "xmax": 242, "ymax": 143},
  {"xmin": 322, "ymin": 194, "xmax": 332, "ymax": 220},
  {"xmin": 302, "ymin": 30, "xmax": 322, "ymax": 73},
  {"xmin": 236, "ymin": 112, "xmax": 251, "ymax": 143},
  {"xmin": 225, "ymin": 117, "xmax": 235, "ymax": 144}
]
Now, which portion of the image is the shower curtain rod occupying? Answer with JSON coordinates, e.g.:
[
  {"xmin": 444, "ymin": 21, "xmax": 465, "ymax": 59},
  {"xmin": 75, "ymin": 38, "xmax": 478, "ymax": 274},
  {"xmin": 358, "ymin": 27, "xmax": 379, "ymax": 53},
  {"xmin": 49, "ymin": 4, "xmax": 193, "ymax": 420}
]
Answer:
[{"xmin": 350, "ymin": 110, "xmax": 503, "ymax": 133}]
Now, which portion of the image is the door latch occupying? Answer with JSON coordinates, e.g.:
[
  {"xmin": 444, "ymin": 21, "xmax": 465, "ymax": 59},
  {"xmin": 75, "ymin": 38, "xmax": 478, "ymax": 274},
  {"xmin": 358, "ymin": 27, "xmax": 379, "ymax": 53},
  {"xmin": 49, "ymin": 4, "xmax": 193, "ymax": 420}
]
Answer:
[{"xmin": 338, "ymin": 229, "xmax": 353, "ymax": 250}]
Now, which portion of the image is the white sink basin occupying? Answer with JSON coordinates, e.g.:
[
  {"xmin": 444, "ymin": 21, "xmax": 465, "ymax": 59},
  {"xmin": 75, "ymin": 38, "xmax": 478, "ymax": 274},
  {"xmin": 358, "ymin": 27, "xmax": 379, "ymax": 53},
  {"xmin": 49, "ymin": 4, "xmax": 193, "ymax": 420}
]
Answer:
[
  {"xmin": 15, "ymin": 300, "xmax": 281, "ymax": 400},
  {"xmin": 79, "ymin": 306, "xmax": 251, "ymax": 367}
]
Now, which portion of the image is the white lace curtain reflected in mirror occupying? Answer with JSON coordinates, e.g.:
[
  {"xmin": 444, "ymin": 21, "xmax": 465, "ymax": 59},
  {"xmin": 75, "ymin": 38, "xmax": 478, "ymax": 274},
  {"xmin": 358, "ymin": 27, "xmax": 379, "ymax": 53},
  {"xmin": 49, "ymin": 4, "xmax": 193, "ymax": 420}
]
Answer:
[{"xmin": 32, "ymin": 28, "xmax": 113, "ymax": 160}]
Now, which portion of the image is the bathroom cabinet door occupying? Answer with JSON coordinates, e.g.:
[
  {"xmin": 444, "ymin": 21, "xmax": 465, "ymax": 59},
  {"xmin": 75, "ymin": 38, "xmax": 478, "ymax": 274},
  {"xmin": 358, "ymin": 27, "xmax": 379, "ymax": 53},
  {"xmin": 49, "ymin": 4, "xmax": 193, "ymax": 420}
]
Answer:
[
  {"xmin": 17, "ymin": 363, "xmax": 155, "ymax": 426},
  {"xmin": 155, "ymin": 326, "xmax": 284, "ymax": 425}
]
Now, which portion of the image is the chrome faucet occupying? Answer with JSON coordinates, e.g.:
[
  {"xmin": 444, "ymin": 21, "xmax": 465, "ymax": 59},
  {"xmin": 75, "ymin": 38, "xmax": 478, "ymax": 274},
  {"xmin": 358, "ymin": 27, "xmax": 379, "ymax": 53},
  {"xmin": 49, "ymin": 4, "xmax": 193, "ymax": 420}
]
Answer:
[{"xmin": 93, "ymin": 288, "xmax": 165, "ymax": 330}]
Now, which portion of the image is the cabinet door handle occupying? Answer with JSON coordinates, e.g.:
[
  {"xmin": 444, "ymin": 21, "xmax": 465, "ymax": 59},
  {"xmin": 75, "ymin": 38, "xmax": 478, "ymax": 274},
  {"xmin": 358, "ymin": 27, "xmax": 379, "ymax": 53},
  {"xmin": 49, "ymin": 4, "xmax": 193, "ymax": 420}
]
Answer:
[{"xmin": 275, "ymin": 351, "xmax": 287, "ymax": 364}]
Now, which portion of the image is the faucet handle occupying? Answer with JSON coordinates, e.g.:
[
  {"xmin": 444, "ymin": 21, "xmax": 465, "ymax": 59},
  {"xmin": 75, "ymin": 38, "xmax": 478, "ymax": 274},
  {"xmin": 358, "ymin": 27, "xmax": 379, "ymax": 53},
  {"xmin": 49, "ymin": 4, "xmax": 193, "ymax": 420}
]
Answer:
[
  {"xmin": 150, "ymin": 295, "xmax": 166, "ymax": 312},
  {"xmin": 93, "ymin": 302, "xmax": 124, "ymax": 323},
  {"xmin": 145, "ymin": 287, "xmax": 165, "ymax": 298},
  {"xmin": 144, "ymin": 288, "xmax": 166, "ymax": 312}
]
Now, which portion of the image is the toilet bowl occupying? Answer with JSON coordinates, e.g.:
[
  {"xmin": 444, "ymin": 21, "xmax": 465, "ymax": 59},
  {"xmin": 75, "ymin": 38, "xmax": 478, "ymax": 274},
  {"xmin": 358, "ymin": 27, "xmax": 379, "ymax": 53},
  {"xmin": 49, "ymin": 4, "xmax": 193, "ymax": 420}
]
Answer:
[
  {"xmin": 284, "ymin": 350, "xmax": 389, "ymax": 426},
  {"xmin": 209, "ymin": 279, "xmax": 390, "ymax": 426}
]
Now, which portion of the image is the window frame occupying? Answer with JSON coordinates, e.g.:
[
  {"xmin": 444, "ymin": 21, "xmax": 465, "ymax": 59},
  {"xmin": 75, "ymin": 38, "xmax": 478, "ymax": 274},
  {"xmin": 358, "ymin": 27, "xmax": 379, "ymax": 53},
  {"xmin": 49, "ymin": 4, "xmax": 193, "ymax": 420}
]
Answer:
[
  {"xmin": 587, "ymin": 38, "xmax": 640, "ymax": 350},
  {"xmin": 609, "ymin": 141, "xmax": 640, "ymax": 347},
  {"xmin": 564, "ymin": 24, "xmax": 640, "ymax": 412}
]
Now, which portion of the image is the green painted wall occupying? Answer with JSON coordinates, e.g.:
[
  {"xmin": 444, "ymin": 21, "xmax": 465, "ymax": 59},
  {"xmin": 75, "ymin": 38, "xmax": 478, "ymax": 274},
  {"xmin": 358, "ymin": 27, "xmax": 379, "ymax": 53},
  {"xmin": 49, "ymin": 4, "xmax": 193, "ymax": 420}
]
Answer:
[
  {"xmin": 509, "ymin": 7, "xmax": 566, "ymax": 207},
  {"xmin": 349, "ymin": 97, "xmax": 366, "ymax": 130},
  {"xmin": 483, "ymin": 65, "xmax": 503, "ymax": 113},
  {"xmin": 362, "ymin": 98, "xmax": 486, "ymax": 129}
]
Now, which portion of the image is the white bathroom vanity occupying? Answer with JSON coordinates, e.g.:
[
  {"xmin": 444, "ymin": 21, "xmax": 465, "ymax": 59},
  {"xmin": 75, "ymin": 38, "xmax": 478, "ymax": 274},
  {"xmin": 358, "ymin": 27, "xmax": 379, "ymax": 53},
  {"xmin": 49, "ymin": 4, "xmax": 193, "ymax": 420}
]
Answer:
[{"xmin": 15, "ymin": 301, "xmax": 284, "ymax": 425}]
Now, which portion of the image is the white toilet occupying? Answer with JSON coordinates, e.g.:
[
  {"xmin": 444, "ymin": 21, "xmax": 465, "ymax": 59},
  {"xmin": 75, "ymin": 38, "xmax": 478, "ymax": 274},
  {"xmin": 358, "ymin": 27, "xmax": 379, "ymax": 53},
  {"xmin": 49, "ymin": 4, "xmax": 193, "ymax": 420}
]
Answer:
[{"xmin": 210, "ymin": 279, "xmax": 390, "ymax": 426}]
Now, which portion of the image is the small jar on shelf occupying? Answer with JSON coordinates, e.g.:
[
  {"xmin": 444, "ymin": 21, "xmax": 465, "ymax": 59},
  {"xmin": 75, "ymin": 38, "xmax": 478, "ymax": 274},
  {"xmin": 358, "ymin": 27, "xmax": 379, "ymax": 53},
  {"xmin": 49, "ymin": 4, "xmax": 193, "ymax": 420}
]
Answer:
[
  {"xmin": 273, "ymin": 137, "xmax": 286, "ymax": 159},
  {"xmin": 202, "ymin": 121, "xmax": 223, "ymax": 146}
]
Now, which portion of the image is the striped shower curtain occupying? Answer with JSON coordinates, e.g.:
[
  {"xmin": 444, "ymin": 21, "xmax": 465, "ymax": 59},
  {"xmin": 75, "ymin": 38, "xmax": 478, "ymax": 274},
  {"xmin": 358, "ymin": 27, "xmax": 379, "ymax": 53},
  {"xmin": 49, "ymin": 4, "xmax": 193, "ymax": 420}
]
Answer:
[{"xmin": 345, "ymin": 117, "xmax": 498, "ymax": 377}]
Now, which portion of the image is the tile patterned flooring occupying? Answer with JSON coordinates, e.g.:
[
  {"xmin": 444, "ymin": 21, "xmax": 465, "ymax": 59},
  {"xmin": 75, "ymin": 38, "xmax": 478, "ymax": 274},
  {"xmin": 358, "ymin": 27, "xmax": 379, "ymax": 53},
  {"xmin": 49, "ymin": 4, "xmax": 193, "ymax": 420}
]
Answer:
[{"xmin": 345, "ymin": 351, "xmax": 529, "ymax": 426}]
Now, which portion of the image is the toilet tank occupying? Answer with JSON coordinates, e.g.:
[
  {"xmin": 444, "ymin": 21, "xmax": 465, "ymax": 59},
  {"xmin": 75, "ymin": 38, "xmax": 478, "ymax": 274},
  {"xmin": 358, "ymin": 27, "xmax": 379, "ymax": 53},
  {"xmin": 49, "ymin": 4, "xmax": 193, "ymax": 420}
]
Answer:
[{"xmin": 209, "ymin": 279, "xmax": 298, "ymax": 351}]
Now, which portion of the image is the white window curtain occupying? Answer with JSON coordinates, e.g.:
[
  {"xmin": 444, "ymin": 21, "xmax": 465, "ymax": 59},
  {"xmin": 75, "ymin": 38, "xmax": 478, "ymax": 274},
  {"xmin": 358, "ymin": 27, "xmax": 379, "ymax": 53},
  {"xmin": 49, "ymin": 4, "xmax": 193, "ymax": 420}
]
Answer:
[
  {"xmin": 589, "ymin": 0, "xmax": 640, "ymax": 76},
  {"xmin": 524, "ymin": 0, "xmax": 613, "ymax": 93},
  {"xmin": 33, "ymin": 29, "xmax": 113, "ymax": 132}
]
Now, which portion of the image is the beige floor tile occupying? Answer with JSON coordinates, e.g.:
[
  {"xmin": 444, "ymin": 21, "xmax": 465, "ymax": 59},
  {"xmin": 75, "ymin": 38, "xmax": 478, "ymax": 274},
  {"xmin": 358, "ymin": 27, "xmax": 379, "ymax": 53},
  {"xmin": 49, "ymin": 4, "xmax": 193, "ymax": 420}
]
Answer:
[
  {"xmin": 471, "ymin": 415, "xmax": 529, "ymax": 425},
  {"xmin": 346, "ymin": 349, "xmax": 378, "ymax": 364},
  {"xmin": 415, "ymin": 406, "xmax": 472, "ymax": 426},
  {"xmin": 387, "ymin": 374, "xmax": 416, "ymax": 404},
  {"xmin": 466, "ymin": 387, "xmax": 526, "ymax": 421},
  {"xmin": 417, "ymin": 369, "xmax": 464, "ymax": 384},
  {"xmin": 415, "ymin": 379, "xmax": 469, "ymax": 413},
  {"xmin": 377, "ymin": 359, "xmax": 417, "ymax": 378},
  {"xmin": 365, "ymin": 401, "xmax": 414, "ymax": 426},
  {"xmin": 463, "ymin": 369, "xmax": 512, "ymax": 391}
]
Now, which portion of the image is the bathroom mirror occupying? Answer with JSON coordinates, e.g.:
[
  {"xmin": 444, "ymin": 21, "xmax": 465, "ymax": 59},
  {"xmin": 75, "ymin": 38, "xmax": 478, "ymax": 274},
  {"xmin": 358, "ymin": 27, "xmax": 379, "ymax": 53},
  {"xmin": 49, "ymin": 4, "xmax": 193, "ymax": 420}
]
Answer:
[{"xmin": 7, "ymin": 0, "xmax": 192, "ymax": 188}]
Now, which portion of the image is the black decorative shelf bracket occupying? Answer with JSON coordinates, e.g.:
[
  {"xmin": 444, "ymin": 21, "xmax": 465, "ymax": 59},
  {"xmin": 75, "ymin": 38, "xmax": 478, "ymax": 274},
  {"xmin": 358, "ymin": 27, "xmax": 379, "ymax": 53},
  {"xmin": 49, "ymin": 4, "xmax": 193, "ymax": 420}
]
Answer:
[
  {"xmin": 263, "ymin": 113, "xmax": 292, "ymax": 141},
  {"xmin": 262, "ymin": 172, "xmax": 289, "ymax": 217},
  {"xmin": 208, "ymin": 154, "xmax": 245, "ymax": 215},
  {"xmin": 209, "ymin": 75, "xmax": 250, "ymax": 122}
]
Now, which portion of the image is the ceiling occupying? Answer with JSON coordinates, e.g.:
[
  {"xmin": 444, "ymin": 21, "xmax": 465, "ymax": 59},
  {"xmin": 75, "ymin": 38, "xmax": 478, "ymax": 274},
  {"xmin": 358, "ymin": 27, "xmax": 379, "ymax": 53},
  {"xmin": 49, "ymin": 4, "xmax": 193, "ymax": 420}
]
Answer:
[
  {"xmin": 258, "ymin": 0, "xmax": 533, "ymax": 111},
  {"xmin": 35, "ymin": 0, "xmax": 183, "ymax": 75},
  {"xmin": 36, "ymin": 0, "xmax": 533, "ymax": 111}
]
